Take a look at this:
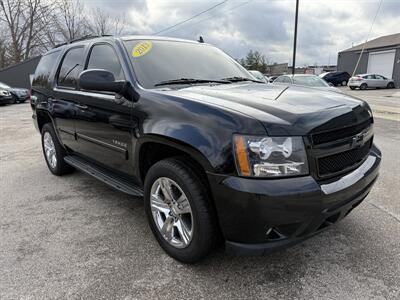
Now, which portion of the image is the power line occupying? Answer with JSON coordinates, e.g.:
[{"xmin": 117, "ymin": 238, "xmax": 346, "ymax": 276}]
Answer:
[
  {"xmin": 166, "ymin": 0, "xmax": 254, "ymax": 35},
  {"xmin": 352, "ymin": 0, "xmax": 383, "ymax": 76},
  {"xmin": 153, "ymin": 1, "xmax": 229, "ymax": 35}
]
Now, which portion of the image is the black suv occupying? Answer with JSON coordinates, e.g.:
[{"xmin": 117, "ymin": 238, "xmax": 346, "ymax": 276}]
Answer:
[
  {"xmin": 320, "ymin": 71, "xmax": 351, "ymax": 86},
  {"xmin": 31, "ymin": 36, "xmax": 381, "ymax": 263}
]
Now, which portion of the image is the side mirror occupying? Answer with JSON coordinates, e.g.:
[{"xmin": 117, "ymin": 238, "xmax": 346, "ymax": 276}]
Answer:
[{"xmin": 79, "ymin": 69, "xmax": 126, "ymax": 95}]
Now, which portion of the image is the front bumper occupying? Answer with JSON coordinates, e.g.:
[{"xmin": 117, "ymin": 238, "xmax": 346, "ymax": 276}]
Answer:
[
  {"xmin": 0, "ymin": 96, "xmax": 13, "ymax": 104},
  {"xmin": 207, "ymin": 144, "xmax": 381, "ymax": 255}
]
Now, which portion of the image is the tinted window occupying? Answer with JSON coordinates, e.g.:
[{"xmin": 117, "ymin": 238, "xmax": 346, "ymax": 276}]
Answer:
[
  {"xmin": 33, "ymin": 51, "xmax": 60, "ymax": 86},
  {"xmin": 86, "ymin": 44, "xmax": 124, "ymax": 80},
  {"xmin": 57, "ymin": 47, "xmax": 85, "ymax": 88},
  {"xmin": 123, "ymin": 40, "xmax": 252, "ymax": 89}
]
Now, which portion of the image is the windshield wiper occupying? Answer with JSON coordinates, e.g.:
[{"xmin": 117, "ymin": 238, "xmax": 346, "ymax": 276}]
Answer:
[
  {"xmin": 154, "ymin": 78, "xmax": 230, "ymax": 87},
  {"xmin": 221, "ymin": 76, "xmax": 264, "ymax": 83}
]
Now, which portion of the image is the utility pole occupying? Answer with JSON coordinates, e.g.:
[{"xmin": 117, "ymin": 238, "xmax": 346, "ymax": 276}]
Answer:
[{"xmin": 292, "ymin": 0, "xmax": 299, "ymax": 75}]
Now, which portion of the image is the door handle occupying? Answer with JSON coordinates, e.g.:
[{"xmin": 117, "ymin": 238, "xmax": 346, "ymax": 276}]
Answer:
[{"xmin": 75, "ymin": 104, "xmax": 88, "ymax": 110}]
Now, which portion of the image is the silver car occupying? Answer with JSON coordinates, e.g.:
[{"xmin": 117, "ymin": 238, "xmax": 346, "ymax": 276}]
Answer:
[
  {"xmin": 248, "ymin": 70, "xmax": 268, "ymax": 83},
  {"xmin": 348, "ymin": 73, "xmax": 395, "ymax": 90},
  {"xmin": 273, "ymin": 74, "xmax": 343, "ymax": 93}
]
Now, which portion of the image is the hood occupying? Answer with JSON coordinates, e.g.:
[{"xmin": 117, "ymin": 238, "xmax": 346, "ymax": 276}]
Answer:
[{"xmin": 156, "ymin": 83, "xmax": 372, "ymax": 136}]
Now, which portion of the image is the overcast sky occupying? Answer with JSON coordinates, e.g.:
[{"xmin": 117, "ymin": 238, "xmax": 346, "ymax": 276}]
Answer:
[{"xmin": 84, "ymin": 0, "xmax": 399, "ymax": 66}]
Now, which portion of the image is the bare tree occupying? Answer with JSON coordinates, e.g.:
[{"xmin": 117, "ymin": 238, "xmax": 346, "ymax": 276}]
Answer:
[
  {"xmin": 86, "ymin": 7, "xmax": 127, "ymax": 36},
  {"xmin": 56, "ymin": 0, "xmax": 86, "ymax": 41},
  {"xmin": 0, "ymin": 0, "xmax": 56, "ymax": 63}
]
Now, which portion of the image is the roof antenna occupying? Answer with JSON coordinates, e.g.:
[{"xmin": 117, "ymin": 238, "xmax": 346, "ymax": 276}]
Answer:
[{"xmin": 198, "ymin": 36, "xmax": 204, "ymax": 43}]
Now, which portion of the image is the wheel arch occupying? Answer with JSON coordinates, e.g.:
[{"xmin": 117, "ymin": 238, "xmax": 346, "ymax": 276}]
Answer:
[{"xmin": 135, "ymin": 134, "xmax": 215, "ymax": 185}]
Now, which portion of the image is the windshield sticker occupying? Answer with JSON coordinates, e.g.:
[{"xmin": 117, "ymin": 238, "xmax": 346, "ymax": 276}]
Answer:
[{"xmin": 132, "ymin": 41, "xmax": 153, "ymax": 57}]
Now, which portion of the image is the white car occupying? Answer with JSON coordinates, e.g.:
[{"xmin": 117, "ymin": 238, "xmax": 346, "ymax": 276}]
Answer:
[{"xmin": 348, "ymin": 74, "xmax": 395, "ymax": 90}]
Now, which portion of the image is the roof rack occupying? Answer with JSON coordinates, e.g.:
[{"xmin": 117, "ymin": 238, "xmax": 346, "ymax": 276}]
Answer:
[{"xmin": 53, "ymin": 34, "xmax": 113, "ymax": 49}]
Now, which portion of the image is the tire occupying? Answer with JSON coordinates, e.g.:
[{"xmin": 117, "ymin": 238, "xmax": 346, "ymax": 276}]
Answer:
[
  {"xmin": 144, "ymin": 158, "xmax": 217, "ymax": 263},
  {"xmin": 41, "ymin": 123, "xmax": 74, "ymax": 176},
  {"xmin": 360, "ymin": 83, "xmax": 368, "ymax": 90},
  {"xmin": 387, "ymin": 82, "xmax": 395, "ymax": 89},
  {"xmin": 12, "ymin": 95, "xmax": 19, "ymax": 104},
  {"xmin": 341, "ymin": 80, "xmax": 347, "ymax": 86},
  {"xmin": 349, "ymin": 86, "xmax": 356, "ymax": 90}
]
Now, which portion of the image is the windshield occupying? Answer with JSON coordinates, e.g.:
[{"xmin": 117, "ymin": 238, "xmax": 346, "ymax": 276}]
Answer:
[
  {"xmin": 293, "ymin": 76, "xmax": 329, "ymax": 87},
  {"xmin": 123, "ymin": 40, "xmax": 253, "ymax": 89},
  {"xmin": 0, "ymin": 82, "xmax": 10, "ymax": 89}
]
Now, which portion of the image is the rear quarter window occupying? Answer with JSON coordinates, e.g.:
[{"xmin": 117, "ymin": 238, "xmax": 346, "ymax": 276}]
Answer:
[
  {"xmin": 32, "ymin": 51, "xmax": 61, "ymax": 87},
  {"xmin": 57, "ymin": 47, "xmax": 85, "ymax": 89}
]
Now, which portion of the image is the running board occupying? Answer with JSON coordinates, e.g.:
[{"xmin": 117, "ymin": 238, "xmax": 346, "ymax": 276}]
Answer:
[{"xmin": 64, "ymin": 155, "xmax": 143, "ymax": 197}]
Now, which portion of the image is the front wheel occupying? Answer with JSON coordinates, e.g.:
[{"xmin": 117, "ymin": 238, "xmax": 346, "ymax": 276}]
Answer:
[
  {"xmin": 349, "ymin": 86, "xmax": 356, "ymax": 90},
  {"xmin": 387, "ymin": 82, "xmax": 395, "ymax": 89},
  {"xmin": 144, "ymin": 158, "xmax": 217, "ymax": 263},
  {"xmin": 341, "ymin": 80, "xmax": 347, "ymax": 86}
]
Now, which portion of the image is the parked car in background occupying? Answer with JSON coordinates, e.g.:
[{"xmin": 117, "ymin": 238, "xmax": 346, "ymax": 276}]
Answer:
[
  {"xmin": 319, "ymin": 71, "xmax": 351, "ymax": 86},
  {"xmin": 0, "ymin": 89, "xmax": 13, "ymax": 105},
  {"xmin": 348, "ymin": 74, "xmax": 395, "ymax": 90},
  {"xmin": 273, "ymin": 74, "xmax": 343, "ymax": 93},
  {"xmin": 268, "ymin": 75, "xmax": 278, "ymax": 83},
  {"xmin": 248, "ymin": 70, "xmax": 268, "ymax": 83},
  {"xmin": 0, "ymin": 82, "xmax": 30, "ymax": 103}
]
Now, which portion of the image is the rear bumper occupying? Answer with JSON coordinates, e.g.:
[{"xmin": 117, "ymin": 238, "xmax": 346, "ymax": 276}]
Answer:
[
  {"xmin": 207, "ymin": 144, "xmax": 381, "ymax": 255},
  {"xmin": 348, "ymin": 81, "xmax": 363, "ymax": 87}
]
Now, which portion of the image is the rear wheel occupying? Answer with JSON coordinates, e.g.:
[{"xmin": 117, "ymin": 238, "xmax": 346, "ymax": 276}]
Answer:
[
  {"xmin": 360, "ymin": 83, "xmax": 368, "ymax": 90},
  {"xmin": 341, "ymin": 80, "xmax": 347, "ymax": 86},
  {"xmin": 144, "ymin": 158, "xmax": 217, "ymax": 263},
  {"xmin": 41, "ymin": 123, "xmax": 74, "ymax": 175},
  {"xmin": 387, "ymin": 82, "xmax": 395, "ymax": 89}
]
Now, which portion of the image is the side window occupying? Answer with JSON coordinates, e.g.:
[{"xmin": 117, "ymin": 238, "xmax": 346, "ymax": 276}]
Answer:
[
  {"xmin": 274, "ymin": 76, "xmax": 283, "ymax": 83},
  {"xmin": 375, "ymin": 75, "xmax": 384, "ymax": 80},
  {"xmin": 33, "ymin": 51, "xmax": 60, "ymax": 87},
  {"xmin": 282, "ymin": 76, "xmax": 292, "ymax": 83},
  {"xmin": 86, "ymin": 44, "xmax": 124, "ymax": 80},
  {"xmin": 57, "ymin": 47, "xmax": 85, "ymax": 89}
]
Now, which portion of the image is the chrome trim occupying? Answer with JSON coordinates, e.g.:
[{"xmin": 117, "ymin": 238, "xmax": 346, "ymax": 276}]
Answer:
[
  {"xmin": 321, "ymin": 155, "xmax": 376, "ymax": 195},
  {"xmin": 76, "ymin": 133, "xmax": 127, "ymax": 154},
  {"xmin": 53, "ymin": 87, "xmax": 115, "ymax": 100}
]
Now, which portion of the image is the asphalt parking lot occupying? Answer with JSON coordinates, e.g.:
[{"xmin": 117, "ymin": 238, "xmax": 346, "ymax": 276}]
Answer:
[{"xmin": 1, "ymin": 89, "xmax": 399, "ymax": 299}]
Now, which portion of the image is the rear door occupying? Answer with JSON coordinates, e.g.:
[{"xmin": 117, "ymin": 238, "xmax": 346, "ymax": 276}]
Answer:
[
  {"xmin": 363, "ymin": 75, "xmax": 375, "ymax": 87},
  {"xmin": 73, "ymin": 42, "xmax": 134, "ymax": 176},
  {"xmin": 52, "ymin": 46, "xmax": 86, "ymax": 151}
]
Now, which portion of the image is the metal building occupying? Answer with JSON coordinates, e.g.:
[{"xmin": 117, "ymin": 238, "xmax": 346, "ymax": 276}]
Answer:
[
  {"xmin": 0, "ymin": 56, "xmax": 41, "ymax": 89},
  {"xmin": 337, "ymin": 33, "xmax": 400, "ymax": 87}
]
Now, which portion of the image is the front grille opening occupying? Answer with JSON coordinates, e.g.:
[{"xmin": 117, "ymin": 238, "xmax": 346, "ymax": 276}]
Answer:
[
  {"xmin": 318, "ymin": 139, "xmax": 372, "ymax": 176},
  {"xmin": 312, "ymin": 118, "xmax": 372, "ymax": 145},
  {"xmin": 317, "ymin": 212, "xmax": 341, "ymax": 231}
]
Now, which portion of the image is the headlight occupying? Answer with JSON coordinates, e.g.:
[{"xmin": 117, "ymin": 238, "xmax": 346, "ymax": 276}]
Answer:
[{"xmin": 233, "ymin": 135, "xmax": 309, "ymax": 177}]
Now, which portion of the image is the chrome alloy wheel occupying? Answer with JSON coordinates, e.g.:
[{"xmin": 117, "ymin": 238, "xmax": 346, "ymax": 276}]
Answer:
[
  {"xmin": 150, "ymin": 177, "xmax": 194, "ymax": 249},
  {"xmin": 43, "ymin": 132, "xmax": 57, "ymax": 169}
]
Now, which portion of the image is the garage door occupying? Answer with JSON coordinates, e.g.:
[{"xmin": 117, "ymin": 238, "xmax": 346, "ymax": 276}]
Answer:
[{"xmin": 367, "ymin": 50, "xmax": 395, "ymax": 78}]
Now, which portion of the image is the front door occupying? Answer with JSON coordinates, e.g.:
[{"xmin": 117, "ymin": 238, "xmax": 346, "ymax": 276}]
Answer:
[{"xmin": 73, "ymin": 43, "xmax": 134, "ymax": 176}]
